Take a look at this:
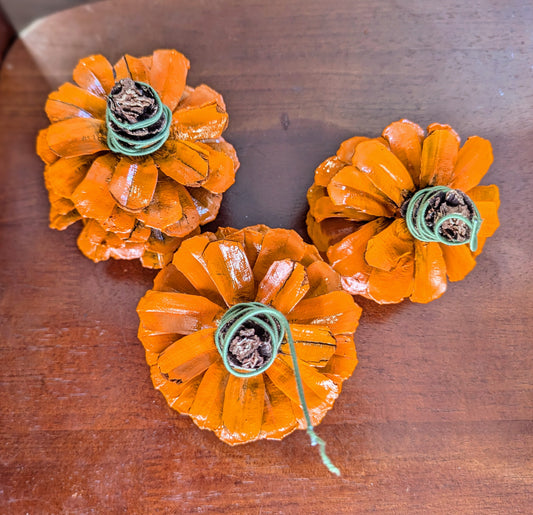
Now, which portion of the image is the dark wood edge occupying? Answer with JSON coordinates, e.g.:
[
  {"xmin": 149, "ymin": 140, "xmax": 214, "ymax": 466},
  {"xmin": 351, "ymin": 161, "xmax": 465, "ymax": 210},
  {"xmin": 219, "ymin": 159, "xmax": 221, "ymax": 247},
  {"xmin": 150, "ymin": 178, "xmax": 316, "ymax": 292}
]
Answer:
[{"xmin": 0, "ymin": 5, "xmax": 15, "ymax": 63}]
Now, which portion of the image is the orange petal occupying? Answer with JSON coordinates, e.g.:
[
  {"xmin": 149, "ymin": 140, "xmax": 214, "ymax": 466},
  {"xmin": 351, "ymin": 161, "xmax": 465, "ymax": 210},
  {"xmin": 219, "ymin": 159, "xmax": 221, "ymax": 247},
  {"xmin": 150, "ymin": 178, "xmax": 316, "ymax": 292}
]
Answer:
[
  {"xmin": 411, "ymin": 241, "xmax": 447, "ymax": 303},
  {"xmin": 353, "ymin": 139, "xmax": 414, "ymax": 206},
  {"xmin": 71, "ymin": 154, "xmax": 118, "ymax": 221},
  {"xmin": 170, "ymin": 375, "xmax": 205, "ymax": 414},
  {"xmin": 101, "ymin": 206, "xmax": 136, "ymax": 236},
  {"xmin": 179, "ymin": 84, "xmax": 226, "ymax": 110},
  {"xmin": 188, "ymin": 187, "xmax": 222, "ymax": 224},
  {"xmin": 305, "ymin": 260, "xmax": 342, "ymax": 298},
  {"xmin": 136, "ymin": 291, "xmax": 223, "ymax": 334},
  {"xmin": 440, "ymin": 244, "xmax": 477, "ymax": 282},
  {"xmin": 306, "ymin": 212, "xmax": 362, "ymax": 253},
  {"xmin": 140, "ymin": 251, "xmax": 167, "ymax": 270},
  {"xmin": 219, "ymin": 226, "xmax": 266, "ymax": 270},
  {"xmin": 327, "ymin": 218, "xmax": 390, "ymax": 295},
  {"xmin": 365, "ymin": 218, "xmax": 414, "ymax": 271},
  {"xmin": 156, "ymin": 140, "xmax": 209, "ymax": 186},
  {"xmin": 44, "ymin": 155, "xmax": 93, "ymax": 198},
  {"xmin": 153, "ymin": 262, "xmax": 197, "ymax": 294},
  {"xmin": 146, "ymin": 228, "xmax": 188, "ymax": 264},
  {"xmin": 49, "ymin": 207, "xmax": 81, "ymax": 231},
  {"xmin": 128, "ymin": 223, "xmax": 151, "ymax": 243},
  {"xmin": 48, "ymin": 192, "xmax": 75, "ymax": 215},
  {"xmin": 260, "ymin": 376, "xmax": 297, "ymax": 440},
  {"xmin": 427, "ymin": 123, "xmax": 460, "ymax": 141},
  {"xmin": 319, "ymin": 334, "xmax": 357, "ymax": 383},
  {"xmin": 109, "ymin": 156, "xmax": 158, "ymax": 212},
  {"xmin": 172, "ymin": 103, "xmax": 228, "ymax": 141},
  {"xmin": 47, "ymin": 118, "xmax": 107, "ymax": 158},
  {"xmin": 172, "ymin": 234, "xmax": 225, "ymax": 305},
  {"xmin": 136, "ymin": 178, "xmax": 182, "ymax": 230},
  {"xmin": 256, "ymin": 259, "xmax": 309, "ymax": 314},
  {"xmin": 205, "ymin": 138, "xmax": 240, "ymax": 172},
  {"xmin": 253, "ymin": 229, "xmax": 306, "ymax": 282},
  {"xmin": 202, "ymin": 240, "xmax": 255, "ymax": 306},
  {"xmin": 150, "ymin": 363, "xmax": 198, "ymax": 406},
  {"xmin": 465, "ymin": 184, "xmax": 500, "ymax": 255},
  {"xmin": 336, "ymin": 136, "xmax": 369, "ymax": 164},
  {"xmin": 149, "ymin": 49, "xmax": 190, "ymax": 111},
  {"xmin": 196, "ymin": 143, "xmax": 236, "ymax": 194},
  {"xmin": 328, "ymin": 165, "xmax": 396, "ymax": 217},
  {"xmin": 46, "ymin": 83, "xmax": 107, "ymax": 123},
  {"xmin": 37, "ymin": 129, "xmax": 59, "ymax": 165},
  {"xmin": 314, "ymin": 156, "xmax": 345, "ymax": 187},
  {"xmin": 266, "ymin": 355, "xmax": 338, "ymax": 427},
  {"xmin": 220, "ymin": 374, "xmax": 265, "ymax": 445},
  {"xmin": 143, "ymin": 245, "xmax": 180, "ymax": 268},
  {"xmin": 300, "ymin": 246, "xmax": 320, "ymax": 269},
  {"xmin": 368, "ymin": 256, "xmax": 415, "ymax": 304},
  {"xmin": 419, "ymin": 129, "xmax": 460, "ymax": 187},
  {"xmin": 76, "ymin": 220, "xmax": 107, "ymax": 259},
  {"xmin": 108, "ymin": 241, "xmax": 146, "ymax": 261},
  {"xmin": 450, "ymin": 137, "xmax": 493, "ymax": 192},
  {"xmin": 189, "ymin": 360, "xmax": 229, "ymax": 430},
  {"xmin": 382, "ymin": 119, "xmax": 424, "ymax": 186},
  {"xmin": 158, "ymin": 328, "xmax": 218, "ymax": 383},
  {"xmin": 76, "ymin": 219, "xmax": 122, "ymax": 262},
  {"xmin": 146, "ymin": 349, "xmax": 161, "ymax": 367},
  {"xmin": 159, "ymin": 183, "xmax": 200, "ymax": 237},
  {"xmin": 72, "ymin": 54, "xmax": 115, "ymax": 97},
  {"xmin": 281, "ymin": 323, "xmax": 336, "ymax": 367},
  {"xmin": 157, "ymin": 362, "xmax": 208, "ymax": 404},
  {"xmin": 138, "ymin": 324, "xmax": 179, "ymax": 354},
  {"xmin": 308, "ymin": 185, "xmax": 375, "ymax": 223},
  {"xmin": 113, "ymin": 54, "xmax": 150, "ymax": 82},
  {"xmin": 288, "ymin": 291, "xmax": 361, "ymax": 335}
]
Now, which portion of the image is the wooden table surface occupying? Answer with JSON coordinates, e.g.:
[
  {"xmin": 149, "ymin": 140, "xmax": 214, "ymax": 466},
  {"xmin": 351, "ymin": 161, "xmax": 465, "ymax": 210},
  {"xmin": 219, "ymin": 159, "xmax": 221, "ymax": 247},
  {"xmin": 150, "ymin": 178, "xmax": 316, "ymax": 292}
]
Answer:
[{"xmin": 1, "ymin": 1, "xmax": 531, "ymax": 513}]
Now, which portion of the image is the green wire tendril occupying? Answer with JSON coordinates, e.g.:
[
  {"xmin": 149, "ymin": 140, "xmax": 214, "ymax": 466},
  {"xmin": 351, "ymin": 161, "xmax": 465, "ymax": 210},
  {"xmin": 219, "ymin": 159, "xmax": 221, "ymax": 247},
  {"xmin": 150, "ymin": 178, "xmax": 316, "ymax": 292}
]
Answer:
[
  {"xmin": 215, "ymin": 302, "xmax": 341, "ymax": 476},
  {"xmin": 405, "ymin": 186, "xmax": 481, "ymax": 252},
  {"xmin": 106, "ymin": 81, "xmax": 171, "ymax": 157}
]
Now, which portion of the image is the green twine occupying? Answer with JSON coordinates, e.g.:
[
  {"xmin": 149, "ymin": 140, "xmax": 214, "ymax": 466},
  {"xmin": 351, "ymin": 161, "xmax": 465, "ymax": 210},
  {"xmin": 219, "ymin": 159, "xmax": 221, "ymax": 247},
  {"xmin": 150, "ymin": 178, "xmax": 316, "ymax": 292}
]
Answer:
[
  {"xmin": 215, "ymin": 302, "xmax": 341, "ymax": 476},
  {"xmin": 106, "ymin": 81, "xmax": 171, "ymax": 157},
  {"xmin": 405, "ymin": 186, "xmax": 481, "ymax": 252}
]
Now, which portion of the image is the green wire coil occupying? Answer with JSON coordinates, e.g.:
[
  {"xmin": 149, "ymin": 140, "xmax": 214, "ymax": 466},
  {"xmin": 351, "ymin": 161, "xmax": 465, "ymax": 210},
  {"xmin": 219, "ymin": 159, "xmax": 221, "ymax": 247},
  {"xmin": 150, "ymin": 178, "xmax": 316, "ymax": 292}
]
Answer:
[
  {"xmin": 215, "ymin": 302, "xmax": 341, "ymax": 476},
  {"xmin": 405, "ymin": 186, "xmax": 481, "ymax": 252},
  {"xmin": 106, "ymin": 81, "xmax": 172, "ymax": 157}
]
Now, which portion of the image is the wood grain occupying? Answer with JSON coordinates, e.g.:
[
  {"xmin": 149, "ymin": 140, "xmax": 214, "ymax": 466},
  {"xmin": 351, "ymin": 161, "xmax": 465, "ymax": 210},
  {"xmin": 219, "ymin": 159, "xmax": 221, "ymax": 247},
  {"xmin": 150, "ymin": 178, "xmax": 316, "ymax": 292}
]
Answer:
[{"xmin": 0, "ymin": 0, "xmax": 532, "ymax": 513}]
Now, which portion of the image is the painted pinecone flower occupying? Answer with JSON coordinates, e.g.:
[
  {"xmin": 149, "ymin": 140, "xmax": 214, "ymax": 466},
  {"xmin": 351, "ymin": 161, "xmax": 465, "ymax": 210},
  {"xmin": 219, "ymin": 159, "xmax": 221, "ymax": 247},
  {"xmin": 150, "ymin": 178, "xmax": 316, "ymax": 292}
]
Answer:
[
  {"xmin": 37, "ymin": 50, "xmax": 239, "ymax": 268},
  {"xmin": 137, "ymin": 225, "xmax": 361, "ymax": 444},
  {"xmin": 307, "ymin": 120, "xmax": 500, "ymax": 303}
]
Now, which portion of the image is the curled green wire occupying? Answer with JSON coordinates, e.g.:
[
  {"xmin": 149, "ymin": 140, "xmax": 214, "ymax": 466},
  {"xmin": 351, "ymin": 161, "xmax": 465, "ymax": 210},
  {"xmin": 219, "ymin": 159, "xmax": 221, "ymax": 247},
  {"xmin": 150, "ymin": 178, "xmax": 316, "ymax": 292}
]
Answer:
[
  {"xmin": 405, "ymin": 186, "xmax": 481, "ymax": 252},
  {"xmin": 106, "ymin": 81, "xmax": 172, "ymax": 157},
  {"xmin": 215, "ymin": 302, "xmax": 341, "ymax": 476}
]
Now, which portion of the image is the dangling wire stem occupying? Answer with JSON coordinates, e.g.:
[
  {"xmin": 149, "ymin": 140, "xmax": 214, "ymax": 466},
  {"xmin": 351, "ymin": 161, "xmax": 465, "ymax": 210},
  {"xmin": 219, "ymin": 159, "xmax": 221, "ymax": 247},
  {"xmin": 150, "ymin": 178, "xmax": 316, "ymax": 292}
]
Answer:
[{"xmin": 215, "ymin": 302, "xmax": 341, "ymax": 476}]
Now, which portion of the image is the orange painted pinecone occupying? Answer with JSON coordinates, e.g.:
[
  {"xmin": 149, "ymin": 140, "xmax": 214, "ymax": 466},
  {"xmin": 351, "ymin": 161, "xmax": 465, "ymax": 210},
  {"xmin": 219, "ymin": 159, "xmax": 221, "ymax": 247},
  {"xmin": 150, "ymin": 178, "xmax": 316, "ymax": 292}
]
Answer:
[
  {"xmin": 307, "ymin": 120, "xmax": 500, "ymax": 304},
  {"xmin": 37, "ymin": 50, "xmax": 239, "ymax": 268},
  {"xmin": 137, "ymin": 225, "xmax": 361, "ymax": 444}
]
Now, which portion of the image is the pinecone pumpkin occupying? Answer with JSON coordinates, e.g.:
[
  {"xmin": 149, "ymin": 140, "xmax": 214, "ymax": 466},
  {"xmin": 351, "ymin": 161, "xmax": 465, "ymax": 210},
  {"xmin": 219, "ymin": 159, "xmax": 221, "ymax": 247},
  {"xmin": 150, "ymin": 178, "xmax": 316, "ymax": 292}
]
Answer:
[
  {"xmin": 307, "ymin": 120, "xmax": 500, "ymax": 304},
  {"xmin": 37, "ymin": 50, "xmax": 239, "ymax": 268},
  {"xmin": 137, "ymin": 225, "xmax": 361, "ymax": 445}
]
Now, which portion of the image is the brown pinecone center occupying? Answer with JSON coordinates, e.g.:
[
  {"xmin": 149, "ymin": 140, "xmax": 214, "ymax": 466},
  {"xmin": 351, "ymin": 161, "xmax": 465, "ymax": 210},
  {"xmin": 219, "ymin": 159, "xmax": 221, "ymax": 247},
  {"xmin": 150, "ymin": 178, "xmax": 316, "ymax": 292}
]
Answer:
[
  {"xmin": 226, "ymin": 324, "xmax": 273, "ymax": 371},
  {"xmin": 402, "ymin": 188, "xmax": 476, "ymax": 243},
  {"xmin": 107, "ymin": 78, "xmax": 166, "ymax": 140}
]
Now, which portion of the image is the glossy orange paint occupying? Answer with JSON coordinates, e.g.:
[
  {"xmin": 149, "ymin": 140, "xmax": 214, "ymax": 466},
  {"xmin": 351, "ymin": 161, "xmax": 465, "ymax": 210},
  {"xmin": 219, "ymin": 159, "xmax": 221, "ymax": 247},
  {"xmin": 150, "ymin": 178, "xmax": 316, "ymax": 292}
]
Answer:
[
  {"xmin": 307, "ymin": 119, "xmax": 500, "ymax": 304},
  {"xmin": 37, "ymin": 49, "xmax": 239, "ymax": 268},
  {"xmin": 136, "ymin": 226, "xmax": 362, "ymax": 445}
]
